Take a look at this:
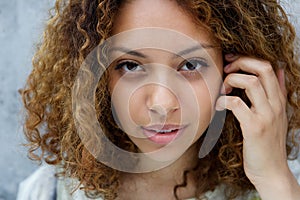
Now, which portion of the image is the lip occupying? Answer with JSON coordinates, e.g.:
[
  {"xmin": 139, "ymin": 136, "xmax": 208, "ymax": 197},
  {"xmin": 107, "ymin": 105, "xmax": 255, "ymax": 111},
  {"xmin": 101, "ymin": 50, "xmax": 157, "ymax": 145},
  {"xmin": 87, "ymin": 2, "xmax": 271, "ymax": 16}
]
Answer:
[{"xmin": 142, "ymin": 124, "xmax": 187, "ymax": 145}]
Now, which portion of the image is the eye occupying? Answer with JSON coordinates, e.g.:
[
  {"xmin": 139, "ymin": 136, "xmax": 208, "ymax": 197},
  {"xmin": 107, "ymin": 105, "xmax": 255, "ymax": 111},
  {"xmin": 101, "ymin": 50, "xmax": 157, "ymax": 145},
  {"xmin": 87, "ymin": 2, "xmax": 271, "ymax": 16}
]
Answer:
[
  {"xmin": 114, "ymin": 61, "xmax": 143, "ymax": 72},
  {"xmin": 179, "ymin": 58, "xmax": 208, "ymax": 71}
]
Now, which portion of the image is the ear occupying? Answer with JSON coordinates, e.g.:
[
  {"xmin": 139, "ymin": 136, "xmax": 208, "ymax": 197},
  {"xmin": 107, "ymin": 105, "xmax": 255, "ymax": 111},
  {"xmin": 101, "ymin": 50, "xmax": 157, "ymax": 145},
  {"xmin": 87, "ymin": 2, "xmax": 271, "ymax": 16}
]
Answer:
[{"xmin": 276, "ymin": 68, "xmax": 287, "ymax": 97}]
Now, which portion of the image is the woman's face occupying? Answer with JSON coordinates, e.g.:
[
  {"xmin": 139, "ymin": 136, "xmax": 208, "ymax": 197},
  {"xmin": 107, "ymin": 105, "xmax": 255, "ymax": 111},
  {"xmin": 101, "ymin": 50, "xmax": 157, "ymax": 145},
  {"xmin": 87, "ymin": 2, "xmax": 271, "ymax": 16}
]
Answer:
[{"xmin": 108, "ymin": 0, "xmax": 223, "ymax": 160}]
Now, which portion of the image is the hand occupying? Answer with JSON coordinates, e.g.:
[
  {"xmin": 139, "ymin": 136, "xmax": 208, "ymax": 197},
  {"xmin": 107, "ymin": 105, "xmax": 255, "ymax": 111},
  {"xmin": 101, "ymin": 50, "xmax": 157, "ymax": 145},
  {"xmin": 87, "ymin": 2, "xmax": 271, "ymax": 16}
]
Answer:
[{"xmin": 215, "ymin": 55, "xmax": 300, "ymax": 199}]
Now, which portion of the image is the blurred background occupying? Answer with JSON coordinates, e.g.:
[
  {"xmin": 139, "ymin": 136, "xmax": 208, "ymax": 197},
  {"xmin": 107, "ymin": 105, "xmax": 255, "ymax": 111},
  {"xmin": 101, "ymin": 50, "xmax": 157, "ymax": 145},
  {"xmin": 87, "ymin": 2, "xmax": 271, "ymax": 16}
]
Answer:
[
  {"xmin": 0, "ymin": 0, "xmax": 299, "ymax": 200},
  {"xmin": 0, "ymin": 1, "xmax": 53, "ymax": 199}
]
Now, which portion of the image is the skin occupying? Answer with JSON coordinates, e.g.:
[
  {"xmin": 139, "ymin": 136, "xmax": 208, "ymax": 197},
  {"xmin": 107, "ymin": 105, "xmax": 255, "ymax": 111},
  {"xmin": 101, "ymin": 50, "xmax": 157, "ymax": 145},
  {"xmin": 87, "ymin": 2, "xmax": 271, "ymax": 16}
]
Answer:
[
  {"xmin": 217, "ymin": 55, "xmax": 300, "ymax": 200},
  {"xmin": 107, "ymin": 0, "xmax": 300, "ymax": 199},
  {"xmin": 109, "ymin": 0, "xmax": 223, "ymax": 162},
  {"xmin": 108, "ymin": 0, "xmax": 222, "ymax": 199}
]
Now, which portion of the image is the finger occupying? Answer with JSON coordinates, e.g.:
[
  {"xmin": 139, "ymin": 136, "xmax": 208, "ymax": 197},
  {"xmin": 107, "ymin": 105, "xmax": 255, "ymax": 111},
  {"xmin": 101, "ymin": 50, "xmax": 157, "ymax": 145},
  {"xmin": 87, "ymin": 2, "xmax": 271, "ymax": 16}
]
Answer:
[
  {"xmin": 223, "ymin": 73, "xmax": 271, "ymax": 113},
  {"xmin": 216, "ymin": 95, "xmax": 253, "ymax": 123},
  {"xmin": 223, "ymin": 57, "xmax": 284, "ymax": 106},
  {"xmin": 276, "ymin": 68, "xmax": 287, "ymax": 98},
  {"xmin": 224, "ymin": 54, "xmax": 240, "ymax": 62}
]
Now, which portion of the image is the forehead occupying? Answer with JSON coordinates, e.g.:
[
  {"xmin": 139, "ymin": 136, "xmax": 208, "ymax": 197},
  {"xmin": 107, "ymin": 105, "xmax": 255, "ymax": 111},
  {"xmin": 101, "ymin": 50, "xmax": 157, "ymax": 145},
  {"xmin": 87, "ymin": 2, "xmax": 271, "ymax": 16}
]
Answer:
[{"xmin": 112, "ymin": 0, "xmax": 217, "ymax": 46}]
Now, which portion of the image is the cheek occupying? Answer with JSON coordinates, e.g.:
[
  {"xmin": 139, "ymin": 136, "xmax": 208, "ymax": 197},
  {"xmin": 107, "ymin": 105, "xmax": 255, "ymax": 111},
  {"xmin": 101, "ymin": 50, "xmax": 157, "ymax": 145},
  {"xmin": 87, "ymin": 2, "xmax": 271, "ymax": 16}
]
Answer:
[
  {"xmin": 188, "ymin": 82, "xmax": 217, "ymax": 144},
  {"xmin": 110, "ymin": 84, "xmax": 148, "ymax": 132},
  {"xmin": 194, "ymin": 76, "xmax": 221, "ymax": 103},
  {"xmin": 194, "ymin": 83, "xmax": 214, "ymax": 120},
  {"xmin": 128, "ymin": 91, "xmax": 147, "ymax": 124},
  {"xmin": 192, "ymin": 73, "xmax": 222, "ymax": 122}
]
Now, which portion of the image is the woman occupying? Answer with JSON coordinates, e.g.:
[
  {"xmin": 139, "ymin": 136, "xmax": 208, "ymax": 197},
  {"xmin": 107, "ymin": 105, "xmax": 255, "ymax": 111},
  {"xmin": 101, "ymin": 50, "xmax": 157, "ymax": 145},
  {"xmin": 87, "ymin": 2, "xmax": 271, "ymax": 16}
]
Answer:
[{"xmin": 19, "ymin": 0, "xmax": 300, "ymax": 199}]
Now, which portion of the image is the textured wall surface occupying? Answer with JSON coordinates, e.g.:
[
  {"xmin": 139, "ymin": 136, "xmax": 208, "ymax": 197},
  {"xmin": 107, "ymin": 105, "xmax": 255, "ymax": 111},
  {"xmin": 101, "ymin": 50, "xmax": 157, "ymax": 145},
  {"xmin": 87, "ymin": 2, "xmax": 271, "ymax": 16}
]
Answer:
[
  {"xmin": 0, "ymin": 1, "xmax": 52, "ymax": 199},
  {"xmin": 0, "ymin": 1, "xmax": 299, "ymax": 200}
]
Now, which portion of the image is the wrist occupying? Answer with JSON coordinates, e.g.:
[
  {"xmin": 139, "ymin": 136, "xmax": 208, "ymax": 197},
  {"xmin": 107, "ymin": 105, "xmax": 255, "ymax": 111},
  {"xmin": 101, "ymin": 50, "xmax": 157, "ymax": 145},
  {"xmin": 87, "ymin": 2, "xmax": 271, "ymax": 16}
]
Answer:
[{"xmin": 253, "ymin": 170, "xmax": 300, "ymax": 200}]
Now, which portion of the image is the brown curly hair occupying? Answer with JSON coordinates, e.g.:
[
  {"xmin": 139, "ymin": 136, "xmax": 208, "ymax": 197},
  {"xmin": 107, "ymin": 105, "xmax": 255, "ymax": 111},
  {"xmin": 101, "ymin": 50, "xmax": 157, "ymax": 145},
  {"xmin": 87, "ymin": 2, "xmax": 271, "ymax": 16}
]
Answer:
[{"xmin": 21, "ymin": 0, "xmax": 300, "ymax": 199}]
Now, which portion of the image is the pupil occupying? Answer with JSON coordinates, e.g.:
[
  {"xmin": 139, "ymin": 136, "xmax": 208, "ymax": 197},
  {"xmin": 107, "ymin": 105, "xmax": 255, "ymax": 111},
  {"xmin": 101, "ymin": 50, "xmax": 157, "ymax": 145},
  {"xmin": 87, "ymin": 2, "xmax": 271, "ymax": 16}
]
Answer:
[
  {"xmin": 186, "ymin": 61, "xmax": 196, "ymax": 70},
  {"xmin": 126, "ymin": 63, "xmax": 137, "ymax": 70}
]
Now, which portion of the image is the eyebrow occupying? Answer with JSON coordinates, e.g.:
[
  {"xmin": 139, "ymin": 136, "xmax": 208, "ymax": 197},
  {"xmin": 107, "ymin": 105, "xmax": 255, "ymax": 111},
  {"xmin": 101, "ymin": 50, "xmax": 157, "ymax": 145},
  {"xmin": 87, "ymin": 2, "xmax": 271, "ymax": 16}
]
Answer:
[
  {"xmin": 109, "ymin": 44, "xmax": 219, "ymax": 58},
  {"xmin": 109, "ymin": 46, "xmax": 147, "ymax": 58},
  {"xmin": 175, "ymin": 44, "xmax": 219, "ymax": 57}
]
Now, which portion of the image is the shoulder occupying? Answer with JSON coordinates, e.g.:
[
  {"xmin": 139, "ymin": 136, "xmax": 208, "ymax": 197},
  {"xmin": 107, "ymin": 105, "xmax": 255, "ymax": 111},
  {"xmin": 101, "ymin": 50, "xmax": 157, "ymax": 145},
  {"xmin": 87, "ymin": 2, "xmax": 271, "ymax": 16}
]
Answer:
[
  {"xmin": 199, "ymin": 185, "xmax": 260, "ymax": 200},
  {"xmin": 17, "ymin": 164, "xmax": 57, "ymax": 200},
  {"xmin": 56, "ymin": 175, "xmax": 104, "ymax": 200},
  {"xmin": 16, "ymin": 164, "xmax": 104, "ymax": 200}
]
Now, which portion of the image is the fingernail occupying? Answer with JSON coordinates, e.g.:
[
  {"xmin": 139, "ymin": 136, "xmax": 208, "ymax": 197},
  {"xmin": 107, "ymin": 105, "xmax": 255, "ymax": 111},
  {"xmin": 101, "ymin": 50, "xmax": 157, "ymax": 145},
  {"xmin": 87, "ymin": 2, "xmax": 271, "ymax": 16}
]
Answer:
[
  {"xmin": 225, "ymin": 54, "xmax": 239, "ymax": 61},
  {"xmin": 215, "ymin": 101, "xmax": 225, "ymax": 111},
  {"xmin": 215, "ymin": 97, "xmax": 226, "ymax": 111},
  {"xmin": 225, "ymin": 54, "xmax": 235, "ymax": 59},
  {"xmin": 226, "ymin": 87, "xmax": 232, "ymax": 94},
  {"xmin": 220, "ymin": 85, "xmax": 226, "ymax": 94},
  {"xmin": 220, "ymin": 85, "xmax": 232, "ymax": 94},
  {"xmin": 224, "ymin": 64, "xmax": 231, "ymax": 72}
]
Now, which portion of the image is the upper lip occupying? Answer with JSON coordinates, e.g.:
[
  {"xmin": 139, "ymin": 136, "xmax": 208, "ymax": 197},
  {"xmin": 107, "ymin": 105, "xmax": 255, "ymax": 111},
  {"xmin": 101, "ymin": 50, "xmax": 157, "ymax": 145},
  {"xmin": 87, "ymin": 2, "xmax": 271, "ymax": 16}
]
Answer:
[{"xmin": 142, "ymin": 124, "xmax": 186, "ymax": 131}]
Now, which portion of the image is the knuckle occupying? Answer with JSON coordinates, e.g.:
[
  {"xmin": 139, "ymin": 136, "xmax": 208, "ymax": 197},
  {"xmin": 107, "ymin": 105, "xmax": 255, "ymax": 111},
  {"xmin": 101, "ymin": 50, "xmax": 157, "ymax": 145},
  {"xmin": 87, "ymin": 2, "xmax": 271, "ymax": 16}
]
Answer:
[
  {"xmin": 226, "ymin": 73, "xmax": 235, "ymax": 80},
  {"xmin": 247, "ymin": 76, "xmax": 260, "ymax": 87},
  {"xmin": 254, "ymin": 117, "xmax": 269, "ymax": 133},
  {"xmin": 277, "ymin": 103, "xmax": 285, "ymax": 113},
  {"xmin": 262, "ymin": 110, "xmax": 277, "ymax": 125},
  {"xmin": 256, "ymin": 122, "xmax": 266, "ymax": 133},
  {"xmin": 256, "ymin": 125, "xmax": 267, "ymax": 135},
  {"xmin": 230, "ymin": 96, "xmax": 244, "ymax": 108},
  {"xmin": 274, "ymin": 103, "xmax": 286, "ymax": 116},
  {"xmin": 261, "ymin": 62, "xmax": 273, "ymax": 74},
  {"xmin": 279, "ymin": 93, "xmax": 287, "ymax": 105},
  {"xmin": 267, "ymin": 112, "xmax": 276, "ymax": 123}
]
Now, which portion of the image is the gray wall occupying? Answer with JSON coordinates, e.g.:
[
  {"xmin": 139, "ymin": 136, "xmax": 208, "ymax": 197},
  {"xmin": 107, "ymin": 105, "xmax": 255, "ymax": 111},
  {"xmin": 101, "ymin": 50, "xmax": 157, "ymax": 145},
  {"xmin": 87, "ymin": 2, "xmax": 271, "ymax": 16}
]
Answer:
[
  {"xmin": 0, "ymin": 1, "xmax": 299, "ymax": 200},
  {"xmin": 0, "ymin": 1, "xmax": 52, "ymax": 199}
]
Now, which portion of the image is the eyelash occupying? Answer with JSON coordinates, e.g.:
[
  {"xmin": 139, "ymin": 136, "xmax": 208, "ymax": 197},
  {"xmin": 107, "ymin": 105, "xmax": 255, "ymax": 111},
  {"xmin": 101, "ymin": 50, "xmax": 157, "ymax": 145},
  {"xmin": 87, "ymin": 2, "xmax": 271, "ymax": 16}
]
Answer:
[
  {"xmin": 114, "ymin": 61, "xmax": 143, "ymax": 72},
  {"xmin": 114, "ymin": 58, "xmax": 209, "ymax": 76},
  {"xmin": 179, "ymin": 58, "xmax": 208, "ymax": 72}
]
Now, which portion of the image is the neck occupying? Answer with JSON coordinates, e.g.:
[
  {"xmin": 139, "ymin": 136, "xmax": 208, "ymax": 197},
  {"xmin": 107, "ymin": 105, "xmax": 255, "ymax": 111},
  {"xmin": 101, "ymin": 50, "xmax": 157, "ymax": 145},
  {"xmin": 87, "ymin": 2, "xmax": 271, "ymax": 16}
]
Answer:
[
  {"xmin": 142, "ymin": 142, "xmax": 199, "ymax": 181},
  {"xmin": 119, "ymin": 142, "xmax": 200, "ymax": 199}
]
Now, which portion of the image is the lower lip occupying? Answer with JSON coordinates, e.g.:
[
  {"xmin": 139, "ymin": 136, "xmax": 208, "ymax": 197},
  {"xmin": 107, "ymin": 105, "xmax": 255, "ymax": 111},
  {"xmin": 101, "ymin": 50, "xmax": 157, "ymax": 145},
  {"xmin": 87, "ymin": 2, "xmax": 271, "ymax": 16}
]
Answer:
[{"xmin": 142, "ymin": 128, "xmax": 185, "ymax": 145}]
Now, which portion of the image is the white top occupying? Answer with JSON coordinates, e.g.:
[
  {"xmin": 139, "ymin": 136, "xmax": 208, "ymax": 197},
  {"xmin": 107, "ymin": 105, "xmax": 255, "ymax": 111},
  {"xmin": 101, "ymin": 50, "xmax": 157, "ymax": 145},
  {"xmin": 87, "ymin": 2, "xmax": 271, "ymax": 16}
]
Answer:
[
  {"xmin": 56, "ymin": 179, "xmax": 259, "ymax": 200},
  {"xmin": 17, "ymin": 158, "xmax": 300, "ymax": 200}
]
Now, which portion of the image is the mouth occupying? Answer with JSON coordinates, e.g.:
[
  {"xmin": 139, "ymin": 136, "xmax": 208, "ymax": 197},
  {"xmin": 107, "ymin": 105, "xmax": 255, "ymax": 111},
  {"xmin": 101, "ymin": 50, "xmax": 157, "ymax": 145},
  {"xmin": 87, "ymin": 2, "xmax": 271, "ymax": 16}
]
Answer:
[{"xmin": 141, "ymin": 124, "xmax": 187, "ymax": 145}]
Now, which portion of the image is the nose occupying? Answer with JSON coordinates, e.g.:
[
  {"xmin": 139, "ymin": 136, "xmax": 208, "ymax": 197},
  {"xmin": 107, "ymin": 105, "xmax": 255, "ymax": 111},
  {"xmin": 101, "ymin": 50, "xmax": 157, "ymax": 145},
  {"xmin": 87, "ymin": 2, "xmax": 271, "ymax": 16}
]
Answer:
[{"xmin": 146, "ymin": 85, "xmax": 179, "ymax": 116}]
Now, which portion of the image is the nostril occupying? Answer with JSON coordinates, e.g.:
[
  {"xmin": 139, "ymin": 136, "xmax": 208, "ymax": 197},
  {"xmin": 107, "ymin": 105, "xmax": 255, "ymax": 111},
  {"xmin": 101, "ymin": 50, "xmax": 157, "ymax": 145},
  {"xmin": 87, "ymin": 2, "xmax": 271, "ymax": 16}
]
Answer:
[
  {"xmin": 145, "ymin": 85, "xmax": 180, "ymax": 115},
  {"xmin": 148, "ymin": 104, "xmax": 168, "ymax": 116},
  {"xmin": 148, "ymin": 103, "xmax": 179, "ymax": 116}
]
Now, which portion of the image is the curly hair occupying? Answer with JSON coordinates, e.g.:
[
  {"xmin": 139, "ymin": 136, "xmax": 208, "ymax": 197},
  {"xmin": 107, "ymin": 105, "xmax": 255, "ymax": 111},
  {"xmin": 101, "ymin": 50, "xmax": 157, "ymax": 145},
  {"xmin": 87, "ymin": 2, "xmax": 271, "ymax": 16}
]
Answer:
[{"xmin": 21, "ymin": 0, "xmax": 300, "ymax": 199}]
